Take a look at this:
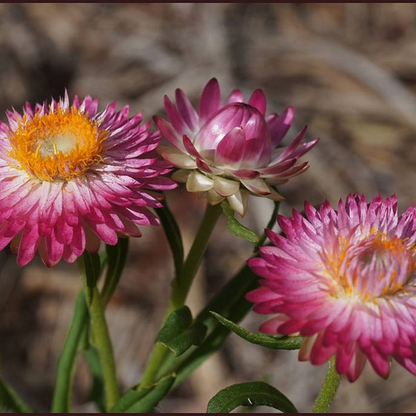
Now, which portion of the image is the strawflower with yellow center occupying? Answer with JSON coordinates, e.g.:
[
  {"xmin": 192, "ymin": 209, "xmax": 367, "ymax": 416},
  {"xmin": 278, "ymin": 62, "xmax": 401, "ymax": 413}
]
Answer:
[
  {"xmin": 247, "ymin": 194, "xmax": 416, "ymax": 381},
  {"xmin": 0, "ymin": 92, "xmax": 175, "ymax": 267},
  {"xmin": 9, "ymin": 106, "xmax": 106, "ymax": 182}
]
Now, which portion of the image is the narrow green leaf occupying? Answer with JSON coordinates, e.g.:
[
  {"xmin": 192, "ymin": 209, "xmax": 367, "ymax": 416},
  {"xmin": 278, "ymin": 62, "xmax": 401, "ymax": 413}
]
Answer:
[
  {"xmin": 51, "ymin": 291, "xmax": 89, "ymax": 413},
  {"xmin": 207, "ymin": 381, "xmax": 298, "ymax": 413},
  {"xmin": 155, "ymin": 198, "xmax": 184, "ymax": 279},
  {"xmin": 99, "ymin": 250, "xmax": 108, "ymax": 274},
  {"xmin": 221, "ymin": 201, "xmax": 259, "ymax": 243},
  {"xmin": 156, "ymin": 265, "xmax": 259, "ymax": 383},
  {"xmin": 52, "ymin": 250, "xmax": 109, "ymax": 414},
  {"xmin": 111, "ymin": 374, "xmax": 175, "ymax": 413},
  {"xmin": 211, "ymin": 311, "xmax": 303, "ymax": 350},
  {"xmin": 78, "ymin": 251, "xmax": 101, "ymax": 305},
  {"xmin": 156, "ymin": 306, "xmax": 207, "ymax": 357},
  {"xmin": 101, "ymin": 238, "xmax": 129, "ymax": 307},
  {"xmin": 196, "ymin": 265, "xmax": 259, "ymax": 326},
  {"xmin": 83, "ymin": 346, "xmax": 105, "ymax": 413},
  {"xmin": 0, "ymin": 377, "xmax": 34, "ymax": 413}
]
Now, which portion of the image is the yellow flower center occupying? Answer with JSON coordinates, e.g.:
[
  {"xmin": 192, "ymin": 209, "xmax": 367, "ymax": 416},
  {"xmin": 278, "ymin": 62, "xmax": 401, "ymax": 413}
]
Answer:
[
  {"xmin": 8, "ymin": 105, "xmax": 107, "ymax": 182},
  {"xmin": 322, "ymin": 230, "xmax": 416, "ymax": 301}
]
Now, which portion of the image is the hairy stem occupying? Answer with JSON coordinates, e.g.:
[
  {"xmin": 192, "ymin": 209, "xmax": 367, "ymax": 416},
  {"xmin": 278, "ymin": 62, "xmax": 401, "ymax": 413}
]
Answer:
[{"xmin": 312, "ymin": 358, "xmax": 342, "ymax": 413}]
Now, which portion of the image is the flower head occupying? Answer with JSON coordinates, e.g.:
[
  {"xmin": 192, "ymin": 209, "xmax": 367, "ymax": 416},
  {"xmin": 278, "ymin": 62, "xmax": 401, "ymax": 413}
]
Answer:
[
  {"xmin": 155, "ymin": 78, "xmax": 318, "ymax": 216},
  {"xmin": 0, "ymin": 92, "xmax": 175, "ymax": 267},
  {"xmin": 247, "ymin": 194, "xmax": 416, "ymax": 381}
]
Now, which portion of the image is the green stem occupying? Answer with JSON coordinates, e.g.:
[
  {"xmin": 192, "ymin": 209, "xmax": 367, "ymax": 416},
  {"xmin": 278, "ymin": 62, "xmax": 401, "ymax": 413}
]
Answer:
[
  {"xmin": 139, "ymin": 343, "xmax": 169, "ymax": 389},
  {"xmin": 140, "ymin": 203, "xmax": 222, "ymax": 388},
  {"xmin": 78, "ymin": 252, "xmax": 120, "ymax": 411},
  {"xmin": 312, "ymin": 357, "xmax": 342, "ymax": 413},
  {"xmin": 51, "ymin": 292, "xmax": 89, "ymax": 413},
  {"xmin": 169, "ymin": 203, "xmax": 223, "ymax": 311},
  {"xmin": 85, "ymin": 285, "xmax": 120, "ymax": 411},
  {"xmin": 52, "ymin": 243, "xmax": 126, "ymax": 413}
]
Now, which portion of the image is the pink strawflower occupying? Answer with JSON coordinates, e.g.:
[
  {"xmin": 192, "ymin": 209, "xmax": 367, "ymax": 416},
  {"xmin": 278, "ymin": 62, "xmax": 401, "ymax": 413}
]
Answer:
[
  {"xmin": 247, "ymin": 194, "xmax": 416, "ymax": 382},
  {"xmin": 0, "ymin": 92, "xmax": 175, "ymax": 267},
  {"xmin": 155, "ymin": 78, "xmax": 318, "ymax": 216}
]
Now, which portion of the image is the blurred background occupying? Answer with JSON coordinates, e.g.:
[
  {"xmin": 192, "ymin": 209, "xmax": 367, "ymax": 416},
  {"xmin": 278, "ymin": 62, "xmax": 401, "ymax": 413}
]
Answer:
[{"xmin": 1, "ymin": 3, "xmax": 416, "ymax": 413}]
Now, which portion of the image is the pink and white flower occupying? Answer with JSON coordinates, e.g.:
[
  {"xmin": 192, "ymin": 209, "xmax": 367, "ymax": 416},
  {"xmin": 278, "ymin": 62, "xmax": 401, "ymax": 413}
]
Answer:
[
  {"xmin": 247, "ymin": 194, "xmax": 416, "ymax": 381},
  {"xmin": 155, "ymin": 78, "xmax": 318, "ymax": 216},
  {"xmin": 0, "ymin": 92, "xmax": 175, "ymax": 267}
]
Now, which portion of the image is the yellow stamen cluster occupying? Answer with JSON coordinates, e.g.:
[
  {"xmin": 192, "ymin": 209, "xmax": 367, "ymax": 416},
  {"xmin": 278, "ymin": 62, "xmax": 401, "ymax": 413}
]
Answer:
[
  {"xmin": 8, "ymin": 106, "xmax": 107, "ymax": 182},
  {"xmin": 324, "ymin": 230, "xmax": 416, "ymax": 301}
]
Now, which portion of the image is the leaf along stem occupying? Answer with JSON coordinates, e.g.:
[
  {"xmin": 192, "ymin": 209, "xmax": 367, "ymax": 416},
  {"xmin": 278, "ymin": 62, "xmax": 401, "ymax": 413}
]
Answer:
[
  {"xmin": 0, "ymin": 377, "xmax": 34, "ymax": 413},
  {"xmin": 140, "ymin": 203, "xmax": 222, "ymax": 389},
  {"xmin": 101, "ymin": 238, "xmax": 129, "ymax": 307}
]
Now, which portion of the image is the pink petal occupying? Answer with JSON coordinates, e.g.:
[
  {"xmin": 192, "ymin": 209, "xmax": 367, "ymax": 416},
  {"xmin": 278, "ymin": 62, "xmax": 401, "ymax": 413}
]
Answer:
[
  {"xmin": 366, "ymin": 345, "xmax": 391, "ymax": 379},
  {"xmin": 17, "ymin": 225, "xmax": 40, "ymax": 266},
  {"xmin": 334, "ymin": 342, "xmax": 356, "ymax": 373},
  {"xmin": 248, "ymin": 89, "xmax": 267, "ymax": 115},
  {"xmin": 196, "ymin": 157, "xmax": 214, "ymax": 174},
  {"xmin": 183, "ymin": 134, "xmax": 204, "ymax": 160},
  {"xmin": 199, "ymin": 78, "xmax": 221, "ymax": 124},
  {"xmin": 258, "ymin": 158, "xmax": 297, "ymax": 175},
  {"xmin": 241, "ymin": 137, "xmax": 269, "ymax": 169},
  {"xmin": 175, "ymin": 88, "xmax": 199, "ymax": 133},
  {"xmin": 118, "ymin": 216, "xmax": 142, "ymax": 238},
  {"xmin": 309, "ymin": 332, "xmax": 337, "ymax": 365},
  {"xmin": 228, "ymin": 169, "xmax": 260, "ymax": 179},
  {"xmin": 345, "ymin": 349, "xmax": 367, "ymax": 382},
  {"xmin": 225, "ymin": 89, "xmax": 244, "ymax": 104},
  {"xmin": 246, "ymin": 286, "xmax": 278, "ymax": 304},
  {"xmin": 278, "ymin": 125, "xmax": 307, "ymax": 157},
  {"xmin": 153, "ymin": 116, "xmax": 186, "ymax": 152},
  {"xmin": 267, "ymin": 107, "xmax": 294, "ymax": 147},
  {"xmin": 258, "ymin": 315, "xmax": 287, "ymax": 334},
  {"xmin": 0, "ymin": 221, "xmax": 24, "ymax": 250},
  {"xmin": 288, "ymin": 137, "xmax": 319, "ymax": 159},
  {"xmin": 214, "ymin": 127, "xmax": 246, "ymax": 168},
  {"xmin": 265, "ymin": 162, "xmax": 308, "ymax": 181},
  {"xmin": 242, "ymin": 111, "xmax": 269, "ymax": 141},
  {"xmin": 278, "ymin": 318, "xmax": 307, "ymax": 334},
  {"xmin": 164, "ymin": 95, "xmax": 189, "ymax": 136},
  {"xmin": 68, "ymin": 225, "xmax": 86, "ymax": 258},
  {"xmin": 45, "ymin": 230, "xmax": 65, "ymax": 266},
  {"xmin": 87, "ymin": 220, "xmax": 118, "ymax": 246},
  {"xmin": 195, "ymin": 104, "xmax": 249, "ymax": 151}
]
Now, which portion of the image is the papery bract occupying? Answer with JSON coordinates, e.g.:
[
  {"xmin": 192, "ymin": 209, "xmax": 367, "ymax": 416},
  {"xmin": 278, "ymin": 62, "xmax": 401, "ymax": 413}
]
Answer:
[
  {"xmin": 155, "ymin": 78, "xmax": 318, "ymax": 216},
  {"xmin": 247, "ymin": 194, "xmax": 416, "ymax": 382},
  {"xmin": 0, "ymin": 92, "xmax": 175, "ymax": 267}
]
